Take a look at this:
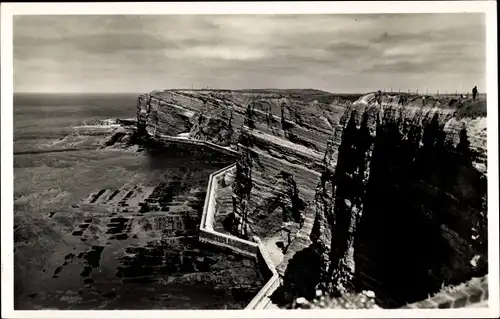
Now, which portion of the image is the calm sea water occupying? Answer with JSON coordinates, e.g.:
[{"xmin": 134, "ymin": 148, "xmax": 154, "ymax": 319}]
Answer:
[{"xmin": 14, "ymin": 93, "xmax": 139, "ymax": 151}]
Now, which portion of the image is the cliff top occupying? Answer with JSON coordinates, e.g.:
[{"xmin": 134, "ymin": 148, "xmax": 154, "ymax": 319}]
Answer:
[
  {"xmin": 148, "ymin": 88, "xmax": 362, "ymax": 105},
  {"xmin": 145, "ymin": 89, "xmax": 486, "ymax": 117},
  {"xmin": 354, "ymin": 92, "xmax": 487, "ymax": 119}
]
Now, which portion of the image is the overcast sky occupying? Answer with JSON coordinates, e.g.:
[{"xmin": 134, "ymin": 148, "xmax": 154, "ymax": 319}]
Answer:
[{"xmin": 14, "ymin": 14, "xmax": 486, "ymax": 94}]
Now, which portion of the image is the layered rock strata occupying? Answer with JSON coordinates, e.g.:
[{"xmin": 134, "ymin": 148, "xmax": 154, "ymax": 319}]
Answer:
[
  {"xmin": 136, "ymin": 89, "xmax": 487, "ymax": 308},
  {"xmin": 136, "ymin": 89, "xmax": 348, "ymax": 155},
  {"xmin": 309, "ymin": 93, "xmax": 487, "ymax": 307}
]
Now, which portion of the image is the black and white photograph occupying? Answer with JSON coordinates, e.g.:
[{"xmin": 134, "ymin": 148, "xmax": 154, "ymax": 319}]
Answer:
[{"xmin": 1, "ymin": 2, "xmax": 498, "ymax": 317}]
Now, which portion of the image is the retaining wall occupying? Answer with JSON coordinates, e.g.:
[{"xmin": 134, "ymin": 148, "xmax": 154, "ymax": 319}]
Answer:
[
  {"xmin": 400, "ymin": 275, "xmax": 489, "ymax": 309},
  {"xmin": 149, "ymin": 133, "xmax": 488, "ymax": 310},
  {"xmin": 150, "ymin": 133, "xmax": 280, "ymax": 310},
  {"xmin": 247, "ymin": 238, "xmax": 281, "ymax": 309},
  {"xmin": 196, "ymin": 159, "xmax": 280, "ymax": 309}
]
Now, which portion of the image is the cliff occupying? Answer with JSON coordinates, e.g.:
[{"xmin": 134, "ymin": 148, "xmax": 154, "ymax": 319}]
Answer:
[
  {"xmin": 135, "ymin": 89, "xmax": 488, "ymax": 309},
  {"xmin": 308, "ymin": 92, "xmax": 487, "ymax": 307},
  {"xmin": 136, "ymin": 89, "xmax": 349, "ymax": 154},
  {"xmin": 189, "ymin": 102, "xmax": 236, "ymax": 147},
  {"xmin": 137, "ymin": 92, "xmax": 199, "ymax": 136}
]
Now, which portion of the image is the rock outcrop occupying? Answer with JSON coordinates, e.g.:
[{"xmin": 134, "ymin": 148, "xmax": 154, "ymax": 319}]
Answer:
[
  {"xmin": 274, "ymin": 171, "xmax": 305, "ymax": 224},
  {"xmin": 230, "ymin": 131, "xmax": 255, "ymax": 238},
  {"xmin": 137, "ymin": 92, "xmax": 199, "ymax": 137},
  {"xmin": 190, "ymin": 102, "xmax": 235, "ymax": 146},
  {"xmin": 309, "ymin": 92, "xmax": 487, "ymax": 307},
  {"xmin": 136, "ymin": 89, "xmax": 351, "ymax": 156}
]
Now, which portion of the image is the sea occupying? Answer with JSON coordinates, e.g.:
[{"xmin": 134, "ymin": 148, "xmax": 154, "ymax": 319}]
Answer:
[
  {"xmin": 14, "ymin": 93, "xmax": 139, "ymax": 153},
  {"xmin": 13, "ymin": 93, "xmax": 260, "ymax": 310}
]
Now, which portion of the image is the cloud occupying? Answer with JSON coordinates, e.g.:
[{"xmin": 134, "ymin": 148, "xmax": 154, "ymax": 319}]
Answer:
[
  {"xmin": 13, "ymin": 13, "xmax": 486, "ymax": 93},
  {"xmin": 178, "ymin": 46, "xmax": 269, "ymax": 61}
]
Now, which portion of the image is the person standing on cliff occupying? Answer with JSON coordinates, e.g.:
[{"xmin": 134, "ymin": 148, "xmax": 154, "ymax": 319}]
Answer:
[{"xmin": 472, "ymin": 86, "xmax": 478, "ymax": 100}]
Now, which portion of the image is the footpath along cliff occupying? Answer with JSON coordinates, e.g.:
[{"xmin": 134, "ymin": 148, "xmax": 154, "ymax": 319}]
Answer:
[{"xmin": 135, "ymin": 89, "xmax": 488, "ymax": 309}]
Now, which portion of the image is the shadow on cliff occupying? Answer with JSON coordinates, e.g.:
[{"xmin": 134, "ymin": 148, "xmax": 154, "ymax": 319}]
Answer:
[
  {"xmin": 131, "ymin": 131, "xmax": 236, "ymax": 171},
  {"xmin": 352, "ymin": 113, "xmax": 487, "ymax": 308},
  {"xmin": 222, "ymin": 153, "xmax": 307, "ymax": 239},
  {"xmin": 270, "ymin": 242, "xmax": 324, "ymax": 308}
]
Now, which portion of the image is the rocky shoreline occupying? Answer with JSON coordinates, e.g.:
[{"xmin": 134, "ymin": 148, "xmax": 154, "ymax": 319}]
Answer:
[{"xmin": 14, "ymin": 118, "xmax": 265, "ymax": 310}]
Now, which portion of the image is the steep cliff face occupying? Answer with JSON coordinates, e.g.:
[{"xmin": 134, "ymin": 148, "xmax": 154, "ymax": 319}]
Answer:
[
  {"xmin": 189, "ymin": 102, "xmax": 235, "ymax": 146},
  {"xmin": 275, "ymin": 171, "xmax": 305, "ymax": 223},
  {"xmin": 230, "ymin": 133, "xmax": 254, "ymax": 239},
  {"xmin": 136, "ymin": 89, "xmax": 348, "ymax": 245},
  {"xmin": 137, "ymin": 91, "xmax": 203, "ymax": 137},
  {"xmin": 136, "ymin": 89, "xmax": 487, "ymax": 308},
  {"xmin": 310, "ymin": 92, "xmax": 488, "ymax": 307},
  {"xmin": 137, "ymin": 89, "xmax": 350, "ymax": 157},
  {"xmin": 223, "ymin": 129, "xmax": 309, "ymax": 240},
  {"xmin": 314, "ymin": 110, "xmax": 377, "ymax": 294}
]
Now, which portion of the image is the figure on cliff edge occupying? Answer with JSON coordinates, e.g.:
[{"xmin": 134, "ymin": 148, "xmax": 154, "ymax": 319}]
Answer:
[{"xmin": 472, "ymin": 85, "xmax": 478, "ymax": 100}]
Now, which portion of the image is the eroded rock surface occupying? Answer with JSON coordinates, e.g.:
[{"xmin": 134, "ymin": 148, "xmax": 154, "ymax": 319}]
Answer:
[
  {"xmin": 134, "ymin": 89, "xmax": 487, "ymax": 309},
  {"xmin": 137, "ymin": 89, "xmax": 350, "ymax": 154},
  {"xmin": 308, "ymin": 93, "xmax": 487, "ymax": 307}
]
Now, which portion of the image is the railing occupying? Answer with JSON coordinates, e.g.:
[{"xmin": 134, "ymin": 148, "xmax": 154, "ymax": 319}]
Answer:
[
  {"xmin": 197, "ymin": 161, "xmax": 261, "ymax": 256},
  {"xmin": 245, "ymin": 238, "xmax": 281, "ymax": 309},
  {"xmin": 150, "ymin": 132, "xmax": 280, "ymax": 310},
  {"xmin": 199, "ymin": 228, "xmax": 259, "ymax": 258},
  {"xmin": 198, "ymin": 161, "xmax": 280, "ymax": 310},
  {"xmin": 149, "ymin": 131, "xmax": 489, "ymax": 310},
  {"xmin": 199, "ymin": 164, "xmax": 237, "ymax": 231}
]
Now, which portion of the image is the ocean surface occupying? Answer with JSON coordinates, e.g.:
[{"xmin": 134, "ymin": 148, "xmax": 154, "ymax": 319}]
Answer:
[
  {"xmin": 13, "ymin": 94, "xmax": 262, "ymax": 310},
  {"xmin": 14, "ymin": 93, "xmax": 139, "ymax": 153}
]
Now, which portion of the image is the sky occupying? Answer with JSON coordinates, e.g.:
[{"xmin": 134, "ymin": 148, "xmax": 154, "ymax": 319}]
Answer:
[{"xmin": 13, "ymin": 14, "xmax": 486, "ymax": 94}]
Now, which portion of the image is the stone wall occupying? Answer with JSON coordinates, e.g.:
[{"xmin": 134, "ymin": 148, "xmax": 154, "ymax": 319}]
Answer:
[
  {"xmin": 401, "ymin": 275, "xmax": 488, "ymax": 309},
  {"xmin": 179, "ymin": 138, "xmax": 281, "ymax": 310}
]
